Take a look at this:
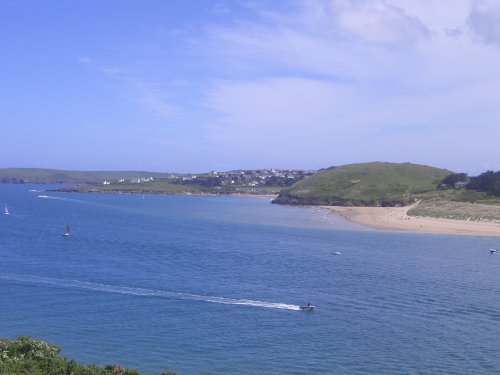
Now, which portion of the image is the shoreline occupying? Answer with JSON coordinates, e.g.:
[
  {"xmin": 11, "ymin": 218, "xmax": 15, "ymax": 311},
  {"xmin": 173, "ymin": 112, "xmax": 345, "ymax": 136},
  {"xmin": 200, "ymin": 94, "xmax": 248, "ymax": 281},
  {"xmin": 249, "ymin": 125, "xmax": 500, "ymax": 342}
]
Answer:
[
  {"xmin": 45, "ymin": 186, "xmax": 500, "ymax": 236},
  {"xmin": 322, "ymin": 203, "xmax": 500, "ymax": 237},
  {"xmin": 52, "ymin": 188, "xmax": 278, "ymax": 199}
]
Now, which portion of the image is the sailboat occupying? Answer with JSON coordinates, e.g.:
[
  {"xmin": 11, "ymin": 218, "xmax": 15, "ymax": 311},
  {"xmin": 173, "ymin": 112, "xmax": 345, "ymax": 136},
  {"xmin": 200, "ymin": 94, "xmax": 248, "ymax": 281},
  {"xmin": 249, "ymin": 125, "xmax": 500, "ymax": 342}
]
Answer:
[
  {"xmin": 3, "ymin": 205, "xmax": 9, "ymax": 215},
  {"xmin": 63, "ymin": 225, "xmax": 70, "ymax": 237}
]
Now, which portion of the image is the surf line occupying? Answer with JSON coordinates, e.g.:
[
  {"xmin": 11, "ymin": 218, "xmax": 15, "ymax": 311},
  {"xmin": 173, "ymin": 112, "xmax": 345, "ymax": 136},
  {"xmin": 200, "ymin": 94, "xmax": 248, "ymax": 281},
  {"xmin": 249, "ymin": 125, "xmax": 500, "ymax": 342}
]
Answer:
[{"xmin": 0, "ymin": 274, "xmax": 301, "ymax": 311}]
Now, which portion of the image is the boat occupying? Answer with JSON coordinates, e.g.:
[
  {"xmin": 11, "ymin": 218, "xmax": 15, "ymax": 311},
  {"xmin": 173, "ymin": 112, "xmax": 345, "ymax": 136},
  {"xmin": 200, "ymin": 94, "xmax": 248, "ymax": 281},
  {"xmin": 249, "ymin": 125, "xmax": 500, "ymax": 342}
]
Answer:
[
  {"xmin": 299, "ymin": 303, "xmax": 315, "ymax": 311},
  {"xmin": 490, "ymin": 249, "xmax": 498, "ymax": 254},
  {"xmin": 332, "ymin": 251, "xmax": 342, "ymax": 255},
  {"xmin": 62, "ymin": 225, "xmax": 70, "ymax": 237},
  {"xmin": 3, "ymin": 205, "xmax": 9, "ymax": 215}
]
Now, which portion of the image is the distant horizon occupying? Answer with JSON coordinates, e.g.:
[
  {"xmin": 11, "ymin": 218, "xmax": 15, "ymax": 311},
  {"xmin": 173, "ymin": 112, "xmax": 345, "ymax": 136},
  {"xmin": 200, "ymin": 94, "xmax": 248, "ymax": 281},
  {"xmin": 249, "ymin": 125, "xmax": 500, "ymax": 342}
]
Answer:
[
  {"xmin": 0, "ymin": 160, "xmax": 492, "ymax": 176},
  {"xmin": 2, "ymin": 1, "xmax": 500, "ymax": 175}
]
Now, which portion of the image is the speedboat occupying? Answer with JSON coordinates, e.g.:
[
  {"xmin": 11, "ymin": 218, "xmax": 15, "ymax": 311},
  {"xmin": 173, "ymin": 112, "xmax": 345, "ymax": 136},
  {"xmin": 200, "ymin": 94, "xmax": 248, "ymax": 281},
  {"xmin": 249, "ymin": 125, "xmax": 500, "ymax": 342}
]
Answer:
[
  {"xmin": 490, "ymin": 249, "xmax": 498, "ymax": 254},
  {"xmin": 299, "ymin": 303, "xmax": 315, "ymax": 311},
  {"xmin": 332, "ymin": 251, "xmax": 342, "ymax": 255}
]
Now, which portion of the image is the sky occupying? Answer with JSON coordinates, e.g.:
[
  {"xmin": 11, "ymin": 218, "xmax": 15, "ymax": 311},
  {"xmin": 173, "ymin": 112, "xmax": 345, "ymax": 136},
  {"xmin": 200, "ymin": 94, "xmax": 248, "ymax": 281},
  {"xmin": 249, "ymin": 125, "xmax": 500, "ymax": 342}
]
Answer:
[{"xmin": 1, "ymin": 0, "xmax": 500, "ymax": 174}]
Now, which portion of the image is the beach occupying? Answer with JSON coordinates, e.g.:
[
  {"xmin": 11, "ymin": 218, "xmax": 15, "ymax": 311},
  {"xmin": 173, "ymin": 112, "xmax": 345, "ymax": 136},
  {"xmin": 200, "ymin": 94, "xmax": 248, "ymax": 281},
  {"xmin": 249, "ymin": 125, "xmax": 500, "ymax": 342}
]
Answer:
[{"xmin": 323, "ymin": 203, "xmax": 500, "ymax": 237}]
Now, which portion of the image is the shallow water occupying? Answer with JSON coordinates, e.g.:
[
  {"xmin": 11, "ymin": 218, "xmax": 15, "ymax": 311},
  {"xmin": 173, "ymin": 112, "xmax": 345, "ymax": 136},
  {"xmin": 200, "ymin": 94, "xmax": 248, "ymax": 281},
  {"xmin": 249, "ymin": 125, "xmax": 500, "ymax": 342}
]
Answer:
[{"xmin": 1, "ymin": 184, "xmax": 499, "ymax": 374}]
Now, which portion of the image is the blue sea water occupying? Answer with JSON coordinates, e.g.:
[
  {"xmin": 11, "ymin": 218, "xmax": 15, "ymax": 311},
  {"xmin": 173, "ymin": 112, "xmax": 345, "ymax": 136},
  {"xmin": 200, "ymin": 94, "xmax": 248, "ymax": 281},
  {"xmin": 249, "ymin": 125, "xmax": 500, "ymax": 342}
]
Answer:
[{"xmin": 1, "ymin": 184, "xmax": 500, "ymax": 374}]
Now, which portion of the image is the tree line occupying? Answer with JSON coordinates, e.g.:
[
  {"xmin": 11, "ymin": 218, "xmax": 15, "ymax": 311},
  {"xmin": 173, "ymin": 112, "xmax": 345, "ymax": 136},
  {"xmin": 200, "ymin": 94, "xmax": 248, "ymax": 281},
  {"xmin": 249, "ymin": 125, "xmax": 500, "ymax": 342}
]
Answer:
[{"xmin": 442, "ymin": 170, "xmax": 500, "ymax": 196}]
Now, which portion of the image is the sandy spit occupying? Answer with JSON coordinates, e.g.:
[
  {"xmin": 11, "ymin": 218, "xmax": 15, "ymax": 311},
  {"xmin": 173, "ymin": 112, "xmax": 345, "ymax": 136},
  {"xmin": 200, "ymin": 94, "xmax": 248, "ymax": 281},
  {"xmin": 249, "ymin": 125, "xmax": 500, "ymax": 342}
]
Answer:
[{"xmin": 322, "ymin": 203, "xmax": 500, "ymax": 237}]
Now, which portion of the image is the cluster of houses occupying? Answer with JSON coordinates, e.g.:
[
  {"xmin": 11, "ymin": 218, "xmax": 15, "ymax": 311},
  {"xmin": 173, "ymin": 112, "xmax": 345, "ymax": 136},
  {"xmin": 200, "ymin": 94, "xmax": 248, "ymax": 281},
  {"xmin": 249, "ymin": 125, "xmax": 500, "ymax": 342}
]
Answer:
[
  {"xmin": 102, "ymin": 169, "xmax": 315, "ymax": 188},
  {"xmin": 102, "ymin": 176, "xmax": 155, "ymax": 185},
  {"xmin": 178, "ymin": 169, "xmax": 315, "ymax": 187}
]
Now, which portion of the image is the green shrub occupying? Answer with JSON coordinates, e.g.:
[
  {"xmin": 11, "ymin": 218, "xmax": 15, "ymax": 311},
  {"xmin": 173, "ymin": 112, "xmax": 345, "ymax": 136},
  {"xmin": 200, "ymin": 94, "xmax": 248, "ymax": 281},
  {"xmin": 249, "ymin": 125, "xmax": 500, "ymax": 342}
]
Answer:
[{"xmin": 0, "ymin": 337, "xmax": 176, "ymax": 375}]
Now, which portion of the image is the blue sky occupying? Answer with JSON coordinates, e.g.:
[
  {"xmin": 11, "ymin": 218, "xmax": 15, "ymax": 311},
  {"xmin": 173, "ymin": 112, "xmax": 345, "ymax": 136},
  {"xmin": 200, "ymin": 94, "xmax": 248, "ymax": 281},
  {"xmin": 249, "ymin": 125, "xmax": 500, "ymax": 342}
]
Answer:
[{"xmin": 1, "ymin": 0, "xmax": 500, "ymax": 173}]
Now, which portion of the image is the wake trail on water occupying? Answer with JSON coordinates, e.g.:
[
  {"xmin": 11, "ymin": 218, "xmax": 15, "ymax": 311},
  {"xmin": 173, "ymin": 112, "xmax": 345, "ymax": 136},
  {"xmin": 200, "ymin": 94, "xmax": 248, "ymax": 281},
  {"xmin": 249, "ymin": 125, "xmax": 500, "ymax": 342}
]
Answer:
[
  {"xmin": 37, "ymin": 195, "xmax": 71, "ymax": 201},
  {"xmin": 38, "ymin": 194, "xmax": 100, "ymax": 207},
  {"xmin": 36, "ymin": 194, "xmax": 149, "ymax": 213},
  {"xmin": 0, "ymin": 274, "xmax": 301, "ymax": 311}
]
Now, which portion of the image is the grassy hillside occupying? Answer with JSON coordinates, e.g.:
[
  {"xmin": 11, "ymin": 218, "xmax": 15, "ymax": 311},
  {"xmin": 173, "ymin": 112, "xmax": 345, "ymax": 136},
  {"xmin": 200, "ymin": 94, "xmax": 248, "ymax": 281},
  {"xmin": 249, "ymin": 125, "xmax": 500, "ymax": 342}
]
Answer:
[
  {"xmin": 0, "ymin": 168, "xmax": 169, "ymax": 184},
  {"xmin": 273, "ymin": 162, "xmax": 451, "ymax": 206}
]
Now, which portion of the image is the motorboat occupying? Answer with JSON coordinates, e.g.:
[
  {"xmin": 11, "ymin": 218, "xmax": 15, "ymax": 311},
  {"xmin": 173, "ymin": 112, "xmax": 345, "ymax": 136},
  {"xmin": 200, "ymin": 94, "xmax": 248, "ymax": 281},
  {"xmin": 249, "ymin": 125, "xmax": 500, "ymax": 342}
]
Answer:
[
  {"xmin": 490, "ymin": 249, "xmax": 498, "ymax": 254},
  {"xmin": 299, "ymin": 303, "xmax": 315, "ymax": 311},
  {"xmin": 332, "ymin": 251, "xmax": 342, "ymax": 255}
]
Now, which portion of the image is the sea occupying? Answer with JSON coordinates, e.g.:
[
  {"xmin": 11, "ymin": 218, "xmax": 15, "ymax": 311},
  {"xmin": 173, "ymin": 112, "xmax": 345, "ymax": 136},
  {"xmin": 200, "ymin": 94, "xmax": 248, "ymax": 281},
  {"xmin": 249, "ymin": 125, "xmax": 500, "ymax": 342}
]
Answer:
[{"xmin": 1, "ymin": 184, "xmax": 500, "ymax": 375}]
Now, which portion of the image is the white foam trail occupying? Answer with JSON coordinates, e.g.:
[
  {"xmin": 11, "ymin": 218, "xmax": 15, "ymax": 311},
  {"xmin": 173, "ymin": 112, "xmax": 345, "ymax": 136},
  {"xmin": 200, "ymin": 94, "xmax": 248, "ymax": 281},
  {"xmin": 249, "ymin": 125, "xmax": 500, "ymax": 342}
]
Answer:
[
  {"xmin": 0, "ymin": 274, "xmax": 301, "ymax": 311},
  {"xmin": 37, "ymin": 195, "xmax": 67, "ymax": 200}
]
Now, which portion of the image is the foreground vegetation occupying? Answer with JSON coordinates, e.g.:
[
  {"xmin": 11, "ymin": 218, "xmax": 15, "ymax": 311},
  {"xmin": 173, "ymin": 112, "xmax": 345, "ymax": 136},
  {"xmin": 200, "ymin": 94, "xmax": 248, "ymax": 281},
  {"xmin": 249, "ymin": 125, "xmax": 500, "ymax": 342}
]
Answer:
[{"xmin": 0, "ymin": 337, "xmax": 175, "ymax": 375}]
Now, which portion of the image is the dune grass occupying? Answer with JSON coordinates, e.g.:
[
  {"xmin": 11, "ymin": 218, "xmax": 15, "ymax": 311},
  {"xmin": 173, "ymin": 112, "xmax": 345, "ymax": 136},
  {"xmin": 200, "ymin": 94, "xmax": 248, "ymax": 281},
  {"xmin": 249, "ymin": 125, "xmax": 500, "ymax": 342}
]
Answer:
[{"xmin": 409, "ymin": 190, "xmax": 500, "ymax": 222}]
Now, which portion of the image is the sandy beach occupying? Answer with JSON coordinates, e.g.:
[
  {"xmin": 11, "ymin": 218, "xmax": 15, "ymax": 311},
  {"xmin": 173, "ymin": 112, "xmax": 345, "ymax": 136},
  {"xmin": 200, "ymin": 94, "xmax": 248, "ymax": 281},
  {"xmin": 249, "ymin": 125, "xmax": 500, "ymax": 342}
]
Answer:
[{"xmin": 323, "ymin": 203, "xmax": 500, "ymax": 237}]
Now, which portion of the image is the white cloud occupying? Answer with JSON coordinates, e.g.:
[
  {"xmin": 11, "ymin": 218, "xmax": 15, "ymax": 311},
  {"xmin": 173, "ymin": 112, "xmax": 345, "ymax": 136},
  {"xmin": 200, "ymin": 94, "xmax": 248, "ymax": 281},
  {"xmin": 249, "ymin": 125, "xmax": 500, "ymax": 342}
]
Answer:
[
  {"xmin": 388, "ymin": 1, "xmax": 471, "ymax": 36},
  {"xmin": 195, "ymin": 0, "xmax": 500, "ymax": 172},
  {"xmin": 206, "ymin": 78, "xmax": 354, "ymax": 135},
  {"xmin": 74, "ymin": 1, "xmax": 500, "ymax": 171},
  {"xmin": 468, "ymin": 0, "xmax": 500, "ymax": 47},
  {"xmin": 316, "ymin": 0, "xmax": 432, "ymax": 46},
  {"xmin": 445, "ymin": 28, "xmax": 463, "ymax": 38}
]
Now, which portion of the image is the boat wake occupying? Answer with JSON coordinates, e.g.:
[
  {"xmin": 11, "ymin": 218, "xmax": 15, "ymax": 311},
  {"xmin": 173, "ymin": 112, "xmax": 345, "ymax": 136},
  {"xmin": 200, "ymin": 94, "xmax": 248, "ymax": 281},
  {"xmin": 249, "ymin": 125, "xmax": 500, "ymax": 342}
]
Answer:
[
  {"xmin": 0, "ymin": 274, "xmax": 301, "ymax": 311},
  {"xmin": 37, "ymin": 195, "xmax": 67, "ymax": 200}
]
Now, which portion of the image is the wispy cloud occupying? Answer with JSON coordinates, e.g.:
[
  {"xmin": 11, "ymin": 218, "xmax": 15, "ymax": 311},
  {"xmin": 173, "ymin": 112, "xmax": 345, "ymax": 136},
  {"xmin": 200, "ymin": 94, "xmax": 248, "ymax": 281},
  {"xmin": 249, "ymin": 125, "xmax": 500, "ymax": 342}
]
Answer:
[
  {"xmin": 188, "ymin": 0, "xmax": 500, "ymax": 171},
  {"xmin": 80, "ymin": 58, "xmax": 185, "ymax": 121},
  {"xmin": 310, "ymin": 0, "xmax": 432, "ymax": 47},
  {"xmin": 66, "ymin": 1, "xmax": 500, "ymax": 171}
]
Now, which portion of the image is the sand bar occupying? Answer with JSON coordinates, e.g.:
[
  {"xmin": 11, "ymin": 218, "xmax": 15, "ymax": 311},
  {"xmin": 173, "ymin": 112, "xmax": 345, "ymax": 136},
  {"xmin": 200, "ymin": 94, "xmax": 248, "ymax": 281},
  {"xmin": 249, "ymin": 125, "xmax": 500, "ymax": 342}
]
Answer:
[{"xmin": 323, "ymin": 203, "xmax": 500, "ymax": 237}]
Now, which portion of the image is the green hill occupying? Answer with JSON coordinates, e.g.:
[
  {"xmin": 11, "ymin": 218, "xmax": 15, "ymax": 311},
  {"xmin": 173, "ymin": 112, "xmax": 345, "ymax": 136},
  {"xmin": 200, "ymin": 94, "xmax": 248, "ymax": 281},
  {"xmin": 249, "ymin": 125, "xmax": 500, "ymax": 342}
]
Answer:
[
  {"xmin": 272, "ymin": 162, "xmax": 451, "ymax": 207},
  {"xmin": 0, "ymin": 168, "xmax": 169, "ymax": 184}
]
